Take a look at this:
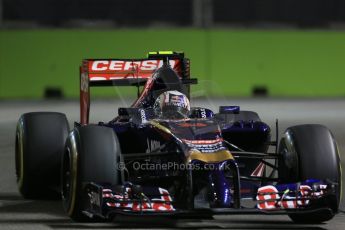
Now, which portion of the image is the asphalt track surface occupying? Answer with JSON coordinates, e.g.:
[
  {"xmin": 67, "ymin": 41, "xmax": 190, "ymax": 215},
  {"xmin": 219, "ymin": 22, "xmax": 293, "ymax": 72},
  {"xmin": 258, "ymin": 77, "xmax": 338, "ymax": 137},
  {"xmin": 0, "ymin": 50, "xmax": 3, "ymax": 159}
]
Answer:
[{"xmin": 1, "ymin": 98, "xmax": 345, "ymax": 230}]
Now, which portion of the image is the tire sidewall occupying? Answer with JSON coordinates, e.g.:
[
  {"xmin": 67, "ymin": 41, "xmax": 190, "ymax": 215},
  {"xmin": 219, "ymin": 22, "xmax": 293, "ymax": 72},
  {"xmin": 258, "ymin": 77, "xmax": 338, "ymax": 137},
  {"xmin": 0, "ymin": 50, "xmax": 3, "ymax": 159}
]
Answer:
[
  {"xmin": 15, "ymin": 112, "xmax": 69, "ymax": 198},
  {"xmin": 62, "ymin": 125, "xmax": 121, "ymax": 221}
]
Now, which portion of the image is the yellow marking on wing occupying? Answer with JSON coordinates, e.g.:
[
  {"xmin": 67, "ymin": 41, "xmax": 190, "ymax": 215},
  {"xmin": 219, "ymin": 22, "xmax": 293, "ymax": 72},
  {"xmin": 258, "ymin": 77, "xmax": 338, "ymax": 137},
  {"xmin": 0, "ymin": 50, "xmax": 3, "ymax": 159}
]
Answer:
[{"xmin": 187, "ymin": 149, "xmax": 234, "ymax": 163}]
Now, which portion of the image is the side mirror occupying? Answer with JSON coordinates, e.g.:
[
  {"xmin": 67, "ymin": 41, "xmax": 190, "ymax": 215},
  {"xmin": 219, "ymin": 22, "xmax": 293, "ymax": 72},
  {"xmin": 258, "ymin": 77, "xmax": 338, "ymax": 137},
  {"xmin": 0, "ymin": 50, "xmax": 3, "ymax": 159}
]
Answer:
[{"xmin": 219, "ymin": 106, "xmax": 240, "ymax": 114}]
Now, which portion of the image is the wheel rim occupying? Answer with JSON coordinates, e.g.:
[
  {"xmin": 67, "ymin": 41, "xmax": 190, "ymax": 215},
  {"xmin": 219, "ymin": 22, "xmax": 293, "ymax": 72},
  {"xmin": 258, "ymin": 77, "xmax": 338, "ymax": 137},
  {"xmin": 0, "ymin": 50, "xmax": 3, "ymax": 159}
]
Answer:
[
  {"xmin": 15, "ymin": 134, "xmax": 21, "ymax": 182},
  {"xmin": 62, "ymin": 133, "xmax": 79, "ymax": 217},
  {"xmin": 15, "ymin": 123, "xmax": 24, "ymax": 190},
  {"xmin": 62, "ymin": 148, "xmax": 72, "ymax": 211}
]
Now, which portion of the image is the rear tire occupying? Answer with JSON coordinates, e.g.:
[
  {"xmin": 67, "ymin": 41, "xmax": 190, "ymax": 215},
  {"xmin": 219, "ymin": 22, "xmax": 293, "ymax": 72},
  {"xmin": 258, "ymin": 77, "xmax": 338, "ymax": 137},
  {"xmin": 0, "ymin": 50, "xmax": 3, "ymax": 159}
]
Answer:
[
  {"xmin": 62, "ymin": 125, "xmax": 121, "ymax": 222},
  {"xmin": 278, "ymin": 124, "xmax": 341, "ymax": 223},
  {"xmin": 15, "ymin": 112, "xmax": 69, "ymax": 199}
]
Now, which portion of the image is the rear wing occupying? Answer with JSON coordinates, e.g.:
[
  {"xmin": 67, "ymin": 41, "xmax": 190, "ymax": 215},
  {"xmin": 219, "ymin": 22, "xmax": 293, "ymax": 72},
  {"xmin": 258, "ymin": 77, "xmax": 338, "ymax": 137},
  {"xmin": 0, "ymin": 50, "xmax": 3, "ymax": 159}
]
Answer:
[{"xmin": 79, "ymin": 51, "xmax": 195, "ymax": 124}]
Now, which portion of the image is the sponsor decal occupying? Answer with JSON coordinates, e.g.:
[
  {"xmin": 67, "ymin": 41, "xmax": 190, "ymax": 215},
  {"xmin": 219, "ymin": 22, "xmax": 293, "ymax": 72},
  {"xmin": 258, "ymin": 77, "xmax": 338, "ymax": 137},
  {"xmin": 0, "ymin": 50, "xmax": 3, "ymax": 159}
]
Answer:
[
  {"xmin": 200, "ymin": 108, "xmax": 206, "ymax": 118},
  {"xmin": 177, "ymin": 123, "xmax": 207, "ymax": 127},
  {"xmin": 146, "ymin": 139, "xmax": 161, "ymax": 153},
  {"xmin": 256, "ymin": 184, "xmax": 327, "ymax": 210},
  {"xmin": 183, "ymin": 138, "xmax": 225, "ymax": 153},
  {"xmin": 296, "ymin": 185, "xmax": 311, "ymax": 206},
  {"xmin": 183, "ymin": 139, "xmax": 226, "ymax": 153},
  {"xmin": 182, "ymin": 138, "xmax": 224, "ymax": 145},
  {"xmin": 256, "ymin": 185, "xmax": 280, "ymax": 210},
  {"xmin": 87, "ymin": 59, "xmax": 181, "ymax": 81},
  {"xmin": 139, "ymin": 109, "xmax": 147, "ymax": 123},
  {"xmin": 90, "ymin": 60, "xmax": 177, "ymax": 72}
]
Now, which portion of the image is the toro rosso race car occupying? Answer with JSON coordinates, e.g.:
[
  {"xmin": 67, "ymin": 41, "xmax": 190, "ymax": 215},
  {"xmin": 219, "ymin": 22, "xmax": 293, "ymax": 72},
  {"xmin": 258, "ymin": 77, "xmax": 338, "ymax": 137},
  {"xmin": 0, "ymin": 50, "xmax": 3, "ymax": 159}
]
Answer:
[{"xmin": 15, "ymin": 51, "xmax": 341, "ymax": 223}]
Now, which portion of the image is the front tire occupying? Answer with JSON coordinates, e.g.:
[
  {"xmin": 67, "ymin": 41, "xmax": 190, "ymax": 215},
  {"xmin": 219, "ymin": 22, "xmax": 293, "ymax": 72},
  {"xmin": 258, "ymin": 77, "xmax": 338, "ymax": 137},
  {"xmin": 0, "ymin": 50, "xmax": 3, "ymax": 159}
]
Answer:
[
  {"xmin": 15, "ymin": 112, "xmax": 69, "ymax": 199},
  {"xmin": 278, "ymin": 124, "xmax": 341, "ymax": 223},
  {"xmin": 62, "ymin": 125, "xmax": 121, "ymax": 221}
]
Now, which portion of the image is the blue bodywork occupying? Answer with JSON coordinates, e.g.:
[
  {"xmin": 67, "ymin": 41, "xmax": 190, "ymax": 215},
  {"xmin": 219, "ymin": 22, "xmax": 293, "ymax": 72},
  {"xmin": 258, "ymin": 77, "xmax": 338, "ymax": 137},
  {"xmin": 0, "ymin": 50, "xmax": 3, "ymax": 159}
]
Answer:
[{"xmin": 83, "ymin": 55, "xmax": 337, "ymax": 218}]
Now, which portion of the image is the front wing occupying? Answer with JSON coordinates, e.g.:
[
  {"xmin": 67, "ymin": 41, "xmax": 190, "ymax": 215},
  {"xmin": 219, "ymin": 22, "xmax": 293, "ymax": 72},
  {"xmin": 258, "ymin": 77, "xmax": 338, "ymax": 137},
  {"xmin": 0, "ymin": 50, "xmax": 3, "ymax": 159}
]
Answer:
[{"xmin": 82, "ymin": 179, "xmax": 338, "ymax": 219}]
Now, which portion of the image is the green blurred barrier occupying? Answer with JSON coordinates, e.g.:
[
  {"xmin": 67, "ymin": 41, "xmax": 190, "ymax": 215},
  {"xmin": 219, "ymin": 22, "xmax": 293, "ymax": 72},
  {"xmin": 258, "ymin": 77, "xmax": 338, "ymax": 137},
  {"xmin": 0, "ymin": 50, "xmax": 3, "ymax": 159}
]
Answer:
[{"xmin": 1, "ymin": 29, "xmax": 345, "ymax": 98}]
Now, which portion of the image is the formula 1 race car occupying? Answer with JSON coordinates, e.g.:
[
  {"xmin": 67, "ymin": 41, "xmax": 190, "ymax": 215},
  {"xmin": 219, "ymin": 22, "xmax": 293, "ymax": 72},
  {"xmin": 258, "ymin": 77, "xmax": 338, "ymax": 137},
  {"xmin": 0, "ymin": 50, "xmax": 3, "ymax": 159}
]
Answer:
[{"xmin": 15, "ymin": 51, "xmax": 341, "ymax": 223}]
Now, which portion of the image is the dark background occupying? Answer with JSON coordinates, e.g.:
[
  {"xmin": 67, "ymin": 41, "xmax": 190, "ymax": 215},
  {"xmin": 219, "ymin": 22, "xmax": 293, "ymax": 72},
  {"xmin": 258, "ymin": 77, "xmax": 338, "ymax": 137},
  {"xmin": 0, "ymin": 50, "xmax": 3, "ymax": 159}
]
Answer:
[{"xmin": 3, "ymin": 0, "xmax": 345, "ymax": 28}]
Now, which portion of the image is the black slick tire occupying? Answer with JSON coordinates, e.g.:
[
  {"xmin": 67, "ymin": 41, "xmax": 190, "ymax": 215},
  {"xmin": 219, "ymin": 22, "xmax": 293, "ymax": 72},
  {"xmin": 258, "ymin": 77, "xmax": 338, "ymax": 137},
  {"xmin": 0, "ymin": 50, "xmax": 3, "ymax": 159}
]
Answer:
[
  {"xmin": 278, "ymin": 124, "xmax": 341, "ymax": 223},
  {"xmin": 62, "ymin": 125, "xmax": 121, "ymax": 222},
  {"xmin": 15, "ymin": 112, "xmax": 69, "ymax": 199}
]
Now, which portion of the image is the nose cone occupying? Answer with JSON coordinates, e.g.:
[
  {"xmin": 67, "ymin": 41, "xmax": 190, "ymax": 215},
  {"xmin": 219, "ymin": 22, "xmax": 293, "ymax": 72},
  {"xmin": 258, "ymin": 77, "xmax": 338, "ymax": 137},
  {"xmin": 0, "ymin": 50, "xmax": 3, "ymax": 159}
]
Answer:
[{"xmin": 208, "ymin": 162, "xmax": 233, "ymax": 208}]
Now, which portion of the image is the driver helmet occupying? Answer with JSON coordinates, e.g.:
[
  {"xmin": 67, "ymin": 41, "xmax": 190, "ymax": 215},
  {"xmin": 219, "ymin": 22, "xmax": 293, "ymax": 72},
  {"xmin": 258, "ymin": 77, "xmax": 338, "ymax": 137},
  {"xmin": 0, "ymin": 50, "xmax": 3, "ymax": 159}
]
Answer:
[{"xmin": 154, "ymin": 90, "xmax": 190, "ymax": 119}]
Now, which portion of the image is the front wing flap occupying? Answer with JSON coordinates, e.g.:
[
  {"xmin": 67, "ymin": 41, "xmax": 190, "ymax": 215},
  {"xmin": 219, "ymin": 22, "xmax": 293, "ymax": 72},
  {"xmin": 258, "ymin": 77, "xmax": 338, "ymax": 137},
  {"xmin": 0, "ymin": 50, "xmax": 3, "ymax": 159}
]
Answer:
[
  {"xmin": 256, "ymin": 179, "xmax": 338, "ymax": 211},
  {"xmin": 83, "ymin": 183, "xmax": 175, "ymax": 219}
]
